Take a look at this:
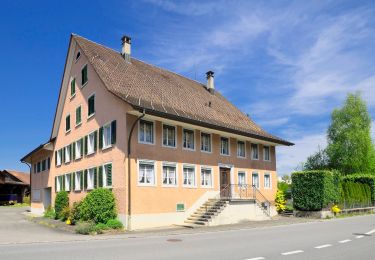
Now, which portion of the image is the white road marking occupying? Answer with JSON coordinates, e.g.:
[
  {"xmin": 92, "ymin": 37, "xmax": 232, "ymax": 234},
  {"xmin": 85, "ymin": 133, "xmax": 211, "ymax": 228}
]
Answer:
[
  {"xmin": 365, "ymin": 229, "xmax": 375, "ymax": 235},
  {"xmin": 338, "ymin": 239, "xmax": 351, "ymax": 243},
  {"xmin": 315, "ymin": 244, "xmax": 332, "ymax": 249},
  {"xmin": 245, "ymin": 258, "xmax": 265, "ymax": 260},
  {"xmin": 356, "ymin": 235, "xmax": 364, "ymax": 239},
  {"xmin": 281, "ymin": 250, "xmax": 304, "ymax": 256}
]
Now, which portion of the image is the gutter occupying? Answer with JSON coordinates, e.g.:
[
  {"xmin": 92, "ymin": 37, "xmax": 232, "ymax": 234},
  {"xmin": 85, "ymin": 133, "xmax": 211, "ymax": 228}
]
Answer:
[{"xmin": 126, "ymin": 109, "xmax": 146, "ymax": 230}]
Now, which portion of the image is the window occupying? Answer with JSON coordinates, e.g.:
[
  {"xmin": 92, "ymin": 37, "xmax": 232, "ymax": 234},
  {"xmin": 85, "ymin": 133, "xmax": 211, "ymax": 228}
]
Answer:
[
  {"xmin": 87, "ymin": 131, "xmax": 97, "ymax": 155},
  {"xmin": 183, "ymin": 165, "xmax": 195, "ymax": 187},
  {"xmin": 102, "ymin": 163, "xmax": 113, "ymax": 188},
  {"xmin": 238, "ymin": 172, "xmax": 246, "ymax": 186},
  {"xmin": 76, "ymin": 106, "xmax": 82, "ymax": 126},
  {"xmin": 138, "ymin": 161, "xmax": 155, "ymax": 185},
  {"xmin": 139, "ymin": 120, "xmax": 154, "ymax": 144},
  {"xmin": 88, "ymin": 94, "xmax": 95, "ymax": 117},
  {"xmin": 263, "ymin": 146, "xmax": 271, "ymax": 161},
  {"xmin": 87, "ymin": 168, "xmax": 95, "ymax": 190},
  {"xmin": 75, "ymin": 171, "xmax": 82, "ymax": 191},
  {"xmin": 41, "ymin": 160, "xmax": 46, "ymax": 172},
  {"xmin": 162, "ymin": 164, "xmax": 177, "ymax": 186},
  {"xmin": 201, "ymin": 167, "xmax": 213, "ymax": 187},
  {"xmin": 252, "ymin": 173, "xmax": 259, "ymax": 188},
  {"xmin": 65, "ymin": 145, "xmax": 71, "ymax": 163},
  {"xmin": 220, "ymin": 137, "xmax": 230, "ymax": 155},
  {"xmin": 264, "ymin": 173, "xmax": 271, "ymax": 189},
  {"xmin": 47, "ymin": 157, "xmax": 50, "ymax": 170},
  {"xmin": 56, "ymin": 176, "xmax": 61, "ymax": 192},
  {"xmin": 163, "ymin": 124, "xmax": 176, "ymax": 147},
  {"xmin": 201, "ymin": 133, "xmax": 211, "ymax": 152},
  {"xmin": 66, "ymin": 114, "xmax": 71, "ymax": 132},
  {"xmin": 33, "ymin": 164, "xmax": 37, "ymax": 174},
  {"xmin": 102, "ymin": 123, "xmax": 112, "ymax": 149},
  {"xmin": 71, "ymin": 78, "xmax": 76, "ymax": 97},
  {"xmin": 56, "ymin": 149, "xmax": 62, "ymax": 166},
  {"xmin": 76, "ymin": 51, "xmax": 81, "ymax": 61},
  {"xmin": 237, "ymin": 141, "xmax": 246, "ymax": 158},
  {"xmin": 251, "ymin": 144, "xmax": 259, "ymax": 160},
  {"xmin": 75, "ymin": 139, "xmax": 83, "ymax": 160},
  {"xmin": 81, "ymin": 64, "xmax": 88, "ymax": 86},
  {"xmin": 37, "ymin": 162, "xmax": 41, "ymax": 173},
  {"xmin": 65, "ymin": 174, "xmax": 71, "ymax": 191},
  {"xmin": 183, "ymin": 129, "xmax": 195, "ymax": 150}
]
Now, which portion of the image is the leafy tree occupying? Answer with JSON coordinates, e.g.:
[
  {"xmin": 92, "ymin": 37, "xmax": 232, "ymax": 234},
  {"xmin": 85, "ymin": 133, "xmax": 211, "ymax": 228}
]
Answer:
[
  {"xmin": 326, "ymin": 93, "xmax": 375, "ymax": 174},
  {"xmin": 303, "ymin": 147, "xmax": 330, "ymax": 171}
]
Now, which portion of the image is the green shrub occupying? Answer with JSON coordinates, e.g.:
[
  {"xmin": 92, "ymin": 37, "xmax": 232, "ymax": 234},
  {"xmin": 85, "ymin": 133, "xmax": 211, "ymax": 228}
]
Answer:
[
  {"xmin": 75, "ymin": 222, "xmax": 96, "ymax": 235},
  {"xmin": 79, "ymin": 188, "xmax": 117, "ymax": 224},
  {"xmin": 60, "ymin": 206, "xmax": 70, "ymax": 221},
  {"xmin": 275, "ymin": 190, "xmax": 286, "ymax": 213},
  {"xmin": 292, "ymin": 170, "xmax": 339, "ymax": 211},
  {"xmin": 23, "ymin": 195, "xmax": 30, "ymax": 205},
  {"xmin": 69, "ymin": 201, "xmax": 81, "ymax": 224},
  {"xmin": 95, "ymin": 223, "xmax": 110, "ymax": 231},
  {"xmin": 43, "ymin": 206, "xmax": 55, "ymax": 219},
  {"xmin": 54, "ymin": 191, "xmax": 69, "ymax": 219},
  {"xmin": 106, "ymin": 219, "xmax": 124, "ymax": 229},
  {"xmin": 341, "ymin": 174, "xmax": 375, "ymax": 202}
]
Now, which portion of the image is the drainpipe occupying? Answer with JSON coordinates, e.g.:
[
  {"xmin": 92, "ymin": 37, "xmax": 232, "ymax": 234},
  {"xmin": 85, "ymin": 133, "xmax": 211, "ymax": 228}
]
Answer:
[
  {"xmin": 127, "ymin": 109, "xmax": 145, "ymax": 230},
  {"xmin": 21, "ymin": 160, "xmax": 31, "ymax": 206}
]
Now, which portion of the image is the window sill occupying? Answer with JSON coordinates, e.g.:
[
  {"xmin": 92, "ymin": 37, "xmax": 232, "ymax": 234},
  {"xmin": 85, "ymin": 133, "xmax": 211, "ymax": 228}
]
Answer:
[
  {"xmin": 264, "ymin": 160, "xmax": 271, "ymax": 162},
  {"xmin": 102, "ymin": 145, "xmax": 112, "ymax": 151},
  {"xmin": 75, "ymin": 122, "xmax": 82, "ymax": 128},
  {"xmin": 201, "ymin": 186, "xmax": 214, "ymax": 189},
  {"xmin": 162, "ymin": 144, "xmax": 177, "ymax": 149},
  {"xmin": 138, "ymin": 141, "xmax": 155, "ymax": 145},
  {"xmin": 161, "ymin": 185, "xmax": 178, "ymax": 188},
  {"xmin": 201, "ymin": 150, "xmax": 212, "ymax": 154},
  {"xmin": 86, "ymin": 151, "xmax": 95, "ymax": 156},
  {"xmin": 137, "ymin": 183, "xmax": 157, "ymax": 187},
  {"xmin": 183, "ymin": 185, "xmax": 197, "ymax": 189},
  {"xmin": 220, "ymin": 153, "xmax": 230, "ymax": 157},
  {"xmin": 70, "ymin": 93, "xmax": 76, "ymax": 100},
  {"xmin": 87, "ymin": 113, "xmax": 95, "ymax": 121},
  {"xmin": 182, "ymin": 147, "xmax": 195, "ymax": 152},
  {"xmin": 74, "ymin": 189, "xmax": 81, "ymax": 192},
  {"xmin": 251, "ymin": 158, "xmax": 259, "ymax": 161},
  {"xmin": 87, "ymin": 187, "xmax": 94, "ymax": 191},
  {"xmin": 81, "ymin": 81, "xmax": 88, "ymax": 88},
  {"xmin": 75, "ymin": 156, "xmax": 82, "ymax": 161},
  {"xmin": 237, "ymin": 156, "xmax": 246, "ymax": 159},
  {"xmin": 65, "ymin": 129, "xmax": 71, "ymax": 134}
]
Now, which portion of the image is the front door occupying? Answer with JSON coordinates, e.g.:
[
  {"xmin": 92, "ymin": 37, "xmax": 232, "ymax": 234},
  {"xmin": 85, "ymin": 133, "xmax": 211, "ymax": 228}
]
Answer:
[{"xmin": 220, "ymin": 168, "xmax": 231, "ymax": 198}]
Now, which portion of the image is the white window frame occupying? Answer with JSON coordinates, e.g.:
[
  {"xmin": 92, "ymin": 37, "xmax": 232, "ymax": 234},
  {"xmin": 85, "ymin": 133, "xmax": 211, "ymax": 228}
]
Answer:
[
  {"xmin": 264, "ymin": 173, "xmax": 272, "ymax": 189},
  {"xmin": 65, "ymin": 146, "xmax": 71, "ymax": 163},
  {"xmin": 237, "ymin": 140, "xmax": 246, "ymax": 158},
  {"xmin": 162, "ymin": 124, "xmax": 177, "ymax": 148},
  {"xmin": 263, "ymin": 146, "xmax": 271, "ymax": 161},
  {"xmin": 75, "ymin": 139, "xmax": 82, "ymax": 160},
  {"xmin": 56, "ymin": 149, "xmax": 62, "ymax": 166},
  {"xmin": 137, "ymin": 160, "xmax": 156, "ymax": 186},
  {"xmin": 251, "ymin": 144, "xmax": 259, "ymax": 160},
  {"xmin": 87, "ymin": 168, "xmax": 95, "ymax": 190},
  {"xmin": 162, "ymin": 162, "xmax": 178, "ymax": 187},
  {"xmin": 220, "ymin": 137, "xmax": 230, "ymax": 156},
  {"xmin": 183, "ymin": 164, "xmax": 196, "ymax": 188},
  {"xmin": 102, "ymin": 162, "xmax": 113, "ymax": 188},
  {"xmin": 138, "ymin": 120, "xmax": 155, "ymax": 145},
  {"xmin": 200, "ymin": 132, "xmax": 212, "ymax": 153},
  {"xmin": 200, "ymin": 166, "xmax": 213, "ymax": 188},
  {"xmin": 252, "ymin": 172, "xmax": 260, "ymax": 189},
  {"xmin": 102, "ymin": 122, "xmax": 112, "ymax": 150},
  {"xmin": 87, "ymin": 131, "xmax": 96, "ymax": 155},
  {"xmin": 238, "ymin": 171, "xmax": 247, "ymax": 186},
  {"xmin": 75, "ymin": 172, "xmax": 81, "ymax": 191},
  {"xmin": 65, "ymin": 174, "xmax": 71, "ymax": 191},
  {"xmin": 182, "ymin": 128, "xmax": 195, "ymax": 151}
]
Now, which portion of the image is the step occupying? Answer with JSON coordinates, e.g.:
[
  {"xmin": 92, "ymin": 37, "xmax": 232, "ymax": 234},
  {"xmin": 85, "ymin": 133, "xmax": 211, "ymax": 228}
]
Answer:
[
  {"xmin": 192, "ymin": 212, "xmax": 216, "ymax": 217},
  {"xmin": 188, "ymin": 217, "xmax": 212, "ymax": 222},
  {"xmin": 184, "ymin": 220, "xmax": 207, "ymax": 225}
]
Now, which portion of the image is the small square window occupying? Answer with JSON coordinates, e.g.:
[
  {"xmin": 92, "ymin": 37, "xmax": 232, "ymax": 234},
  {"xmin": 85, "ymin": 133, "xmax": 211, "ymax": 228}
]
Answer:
[
  {"xmin": 138, "ymin": 161, "xmax": 155, "ymax": 185},
  {"xmin": 102, "ymin": 163, "xmax": 113, "ymax": 187},
  {"xmin": 220, "ymin": 137, "xmax": 229, "ymax": 155},
  {"xmin": 76, "ymin": 106, "xmax": 82, "ymax": 126},
  {"xmin": 251, "ymin": 144, "xmax": 259, "ymax": 160},
  {"xmin": 264, "ymin": 173, "xmax": 271, "ymax": 189},
  {"xmin": 81, "ymin": 65, "xmax": 88, "ymax": 86},
  {"xmin": 162, "ymin": 164, "xmax": 177, "ymax": 186},
  {"xmin": 201, "ymin": 133, "xmax": 211, "ymax": 152},
  {"xmin": 88, "ymin": 94, "xmax": 95, "ymax": 117},
  {"xmin": 237, "ymin": 141, "xmax": 246, "ymax": 158},
  {"xmin": 263, "ymin": 146, "xmax": 271, "ymax": 161},
  {"xmin": 201, "ymin": 167, "xmax": 213, "ymax": 187},
  {"xmin": 183, "ymin": 166, "xmax": 195, "ymax": 187},
  {"xmin": 252, "ymin": 173, "xmax": 259, "ymax": 188},
  {"xmin": 41, "ymin": 160, "xmax": 46, "ymax": 172},
  {"xmin": 65, "ymin": 115, "xmax": 71, "ymax": 132},
  {"xmin": 103, "ymin": 123, "xmax": 112, "ymax": 149},
  {"xmin": 163, "ymin": 124, "xmax": 176, "ymax": 147},
  {"xmin": 238, "ymin": 172, "xmax": 246, "ymax": 186},
  {"xmin": 139, "ymin": 120, "xmax": 154, "ymax": 144},
  {"xmin": 183, "ymin": 129, "xmax": 195, "ymax": 150}
]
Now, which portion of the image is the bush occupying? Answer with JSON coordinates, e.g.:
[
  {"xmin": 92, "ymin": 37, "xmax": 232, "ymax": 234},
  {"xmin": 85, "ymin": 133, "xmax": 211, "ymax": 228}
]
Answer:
[
  {"xmin": 75, "ymin": 222, "xmax": 97, "ymax": 235},
  {"xmin": 275, "ymin": 190, "xmax": 286, "ymax": 213},
  {"xmin": 95, "ymin": 223, "xmax": 110, "ymax": 231},
  {"xmin": 79, "ymin": 188, "xmax": 117, "ymax": 224},
  {"xmin": 292, "ymin": 170, "xmax": 339, "ymax": 211},
  {"xmin": 54, "ymin": 191, "xmax": 69, "ymax": 219},
  {"xmin": 106, "ymin": 219, "xmax": 124, "ymax": 229},
  {"xmin": 69, "ymin": 201, "xmax": 81, "ymax": 224},
  {"xmin": 23, "ymin": 195, "xmax": 30, "ymax": 205},
  {"xmin": 43, "ymin": 206, "xmax": 55, "ymax": 219},
  {"xmin": 341, "ymin": 174, "xmax": 375, "ymax": 202},
  {"xmin": 60, "ymin": 206, "xmax": 70, "ymax": 221}
]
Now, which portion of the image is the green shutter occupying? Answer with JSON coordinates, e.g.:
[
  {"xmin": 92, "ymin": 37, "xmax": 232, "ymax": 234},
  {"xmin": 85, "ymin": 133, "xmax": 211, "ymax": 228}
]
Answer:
[
  {"xmin": 99, "ymin": 127, "xmax": 103, "ymax": 149},
  {"xmin": 55, "ymin": 176, "xmax": 57, "ymax": 192},
  {"xmin": 80, "ymin": 171, "xmax": 83, "ymax": 191},
  {"xmin": 94, "ymin": 168, "xmax": 98, "ymax": 188},
  {"xmin": 94, "ymin": 131, "xmax": 98, "ymax": 152},
  {"xmin": 71, "ymin": 78, "xmax": 75, "ymax": 96},
  {"xmin": 98, "ymin": 166, "xmax": 103, "ymax": 188},
  {"xmin": 62, "ymin": 148, "xmax": 65, "ymax": 164},
  {"xmin": 84, "ymin": 136, "xmax": 88, "ymax": 155},
  {"xmin": 107, "ymin": 164, "xmax": 112, "ymax": 187},
  {"xmin": 55, "ymin": 151, "xmax": 57, "ymax": 166},
  {"xmin": 76, "ymin": 106, "xmax": 81, "ymax": 125},
  {"xmin": 72, "ymin": 142, "xmax": 76, "ymax": 160},
  {"xmin": 80, "ymin": 138, "xmax": 84, "ymax": 156},
  {"xmin": 111, "ymin": 120, "xmax": 117, "ymax": 145},
  {"xmin": 72, "ymin": 172, "xmax": 76, "ymax": 191},
  {"xmin": 84, "ymin": 170, "xmax": 88, "ymax": 190},
  {"xmin": 62, "ymin": 175, "xmax": 65, "ymax": 191}
]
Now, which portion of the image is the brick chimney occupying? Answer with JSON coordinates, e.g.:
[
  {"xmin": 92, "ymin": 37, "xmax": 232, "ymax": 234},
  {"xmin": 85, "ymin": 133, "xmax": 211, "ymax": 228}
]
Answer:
[{"xmin": 121, "ymin": 35, "xmax": 131, "ymax": 62}]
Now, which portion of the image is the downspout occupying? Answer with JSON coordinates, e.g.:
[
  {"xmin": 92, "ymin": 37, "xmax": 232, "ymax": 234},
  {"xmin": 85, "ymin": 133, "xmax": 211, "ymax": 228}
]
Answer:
[
  {"xmin": 127, "ymin": 109, "xmax": 145, "ymax": 230},
  {"xmin": 21, "ymin": 160, "xmax": 31, "ymax": 205}
]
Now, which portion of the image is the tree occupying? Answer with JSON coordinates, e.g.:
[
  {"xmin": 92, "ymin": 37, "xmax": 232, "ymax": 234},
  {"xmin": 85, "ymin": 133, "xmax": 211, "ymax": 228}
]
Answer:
[
  {"xmin": 303, "ymin": 147, "xmax": 330, "ymax": 171},
  {"xmin": 326, "ymin": 93, "xmax": 375, "ymax": 174}
]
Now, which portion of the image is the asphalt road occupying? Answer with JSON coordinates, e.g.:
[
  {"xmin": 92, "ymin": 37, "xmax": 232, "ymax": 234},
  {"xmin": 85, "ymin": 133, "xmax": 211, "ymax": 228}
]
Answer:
[{"xmin": 0, "ymin": 207, "xmax": 374, "ymax": 260}]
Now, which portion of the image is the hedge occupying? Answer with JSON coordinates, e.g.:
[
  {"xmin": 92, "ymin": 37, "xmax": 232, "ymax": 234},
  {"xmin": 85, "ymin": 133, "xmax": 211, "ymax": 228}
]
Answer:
[
  {"xmin": 54, "ymin": 191, "xmax": 69, "ymax": 219},
  {"xmin": 291, "ymin": 170, "xmax": 339, "ymax": 211},
  {"xmin": 341, "ymin": 174, "xmax": 375, "ymax": 202},
  {"xmin": 340, "ymin": 181, "xmax": 372, "ymax": 206}
]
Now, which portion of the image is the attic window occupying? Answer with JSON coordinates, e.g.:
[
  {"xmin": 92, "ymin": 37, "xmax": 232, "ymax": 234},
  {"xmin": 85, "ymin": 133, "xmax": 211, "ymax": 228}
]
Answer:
[{"xmin": 76, "ymin": 51, "xmax": 81, "ymax": 61}]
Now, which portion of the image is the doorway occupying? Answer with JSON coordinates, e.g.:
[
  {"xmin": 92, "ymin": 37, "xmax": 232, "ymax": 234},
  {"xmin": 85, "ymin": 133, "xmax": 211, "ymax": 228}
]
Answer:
[
  {"xmin": 43, "ymin": 188, "xmax": 51, "ymax": 209},
  {"xmin": 220, "ymin": 167, "xmax": 231, "ymax": 198}
]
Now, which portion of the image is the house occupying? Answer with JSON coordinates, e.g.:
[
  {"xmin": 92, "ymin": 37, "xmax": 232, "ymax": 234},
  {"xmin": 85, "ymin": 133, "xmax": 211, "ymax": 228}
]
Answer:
[
  {"xmin": 0, "ymin": 170, "xmax": 30, "ymax": 204},
  {"xmin": 21, "ymin": 34, "xmax": 293, "ymax": 229}
]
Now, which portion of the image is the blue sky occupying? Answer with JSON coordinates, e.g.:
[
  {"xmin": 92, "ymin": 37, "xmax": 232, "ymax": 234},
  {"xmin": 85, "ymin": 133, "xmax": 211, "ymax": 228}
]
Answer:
[{"xmin": 1, "ymin": 0, "xmax": 374, "ymax": 175}]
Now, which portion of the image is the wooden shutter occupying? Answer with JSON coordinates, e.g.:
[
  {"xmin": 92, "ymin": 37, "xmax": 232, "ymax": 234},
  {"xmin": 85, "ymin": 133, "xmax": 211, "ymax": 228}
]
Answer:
[
  {"xmin": 71, "ymin": 78, "xmax": 75, "ymax": 96},
  {"xmin": 99, "ymin": 127, "xmax": 103, "ymax": 149},
  {"xmin": 72, "ymin": 172, "xmax": 76, "ymax": 191},
  {"xmin": 55, "ymin": 176, "xmax": 57, "ymax": 192},
  {"xmin": 80, "ymin": 171, "xmax": 83, "ymax": 190},
  {"xmin": 84, "ymin": 170, "xmax": 88, "ymax": 190},
  {"xmin": 62, "ymin": 148, "xmax": 65, "ymax": 164},
  {"xmin": 62, "ymin": 175, "xmax": 65, "ymax": 191},
  {"xmin": 80, "ymin": 138, "xmax": 84, "ymax": 156},
  {"xmin": 84, "ymin": 136, "xmax": 88, "ymax": 156},
  {"xmin": 98, "ymin": 166, "xmax": 103, "ymax": 188},
  {"xmin": 107, "ymin": 164, "xmax": 112, "ymax": 187},
  {"xmin": 94, "ymin": 168, "xmax": 98, "ymax": 188},
  {"xmin": 111, "ymin": 120, "xmax": 117, "ymax": 145},
  {"xmin": 55, "ymin": 151, "xmax": 57, "ymax": 166},
  {"xmin": 94, "ymin": 131, "xmax": 98, "ymax": 152},
  {"xmin": 47, "ymin": 157, "xmax": 51, "ymax": 170},
  {"xmin": 72, "ymin": 142, "xmax": 76, "ymax": 160}
]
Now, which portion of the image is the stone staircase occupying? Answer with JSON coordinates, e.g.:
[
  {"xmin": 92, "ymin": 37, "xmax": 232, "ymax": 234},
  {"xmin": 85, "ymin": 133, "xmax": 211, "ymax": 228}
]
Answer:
[{"xmin": 184, "ymin": 199, "xmax": 229, "ymax": 226}]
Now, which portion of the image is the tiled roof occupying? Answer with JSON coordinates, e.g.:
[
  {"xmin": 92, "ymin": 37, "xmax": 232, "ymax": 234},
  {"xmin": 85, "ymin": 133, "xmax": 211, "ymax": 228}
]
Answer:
[
  {"xmin": 3, "ymin": 170, "xmax": 30, "ymax": 185},
  {"xmin": 74, "ymin": 35, "xmax": 292, "ymax": 145}
]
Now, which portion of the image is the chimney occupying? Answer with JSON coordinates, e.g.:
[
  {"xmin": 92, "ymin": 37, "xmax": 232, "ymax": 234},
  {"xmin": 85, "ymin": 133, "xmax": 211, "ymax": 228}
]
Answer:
[
  {"xmin": 121, "ymin": 35, "xmax": 131, "ymax": 62},
  {"xmin": 206, "ymin": 71, "xmax": 215, "ymax": 94}
]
